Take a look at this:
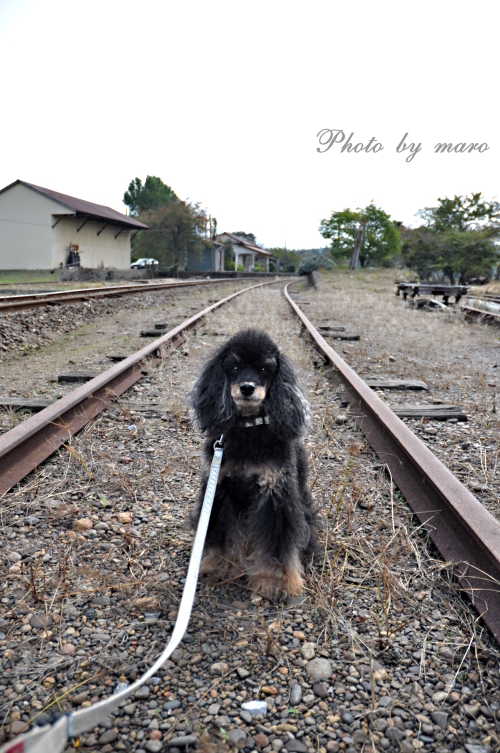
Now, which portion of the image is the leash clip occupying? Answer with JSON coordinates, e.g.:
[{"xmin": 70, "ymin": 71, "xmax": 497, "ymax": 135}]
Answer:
[{"xmin": 213, "ymin": 434, "xmax": 224, "ymax": 450}]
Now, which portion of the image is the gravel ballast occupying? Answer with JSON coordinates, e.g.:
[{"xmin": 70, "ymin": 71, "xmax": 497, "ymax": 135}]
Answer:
[{"xmin": 1, "ymin": 280, "xmax": 499, "ymax": 753}]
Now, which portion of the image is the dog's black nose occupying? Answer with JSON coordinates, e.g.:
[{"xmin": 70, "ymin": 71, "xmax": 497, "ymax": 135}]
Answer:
[{"xmin": 240, "ymin": 383, "xmax": 255, "ymax": 397}]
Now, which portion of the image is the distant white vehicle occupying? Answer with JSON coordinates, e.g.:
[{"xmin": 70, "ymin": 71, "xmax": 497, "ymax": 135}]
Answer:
[{"xmin": 131, "ymin": 258, "xmax": 159, "ymax": 269}]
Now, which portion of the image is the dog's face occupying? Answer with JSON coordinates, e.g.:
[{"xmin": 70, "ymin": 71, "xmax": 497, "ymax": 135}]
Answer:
[{"xmin": 222, "ymin": 351, "xmax": 278, "ymax": 415}]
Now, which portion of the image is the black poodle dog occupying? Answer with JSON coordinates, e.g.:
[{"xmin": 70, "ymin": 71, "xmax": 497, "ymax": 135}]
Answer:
[{"xmin": 189, "ymin": 328, "xmax": 318, "ymax": 599}]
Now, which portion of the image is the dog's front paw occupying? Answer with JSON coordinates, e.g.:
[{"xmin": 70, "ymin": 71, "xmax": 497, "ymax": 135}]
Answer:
[
  {"xmin": 200, "ymin": 548, "xmax": 244, "ymax": 584},
  {"xmin": 248, "ymin": 564, "xmax": 304, "ymax": 601}
]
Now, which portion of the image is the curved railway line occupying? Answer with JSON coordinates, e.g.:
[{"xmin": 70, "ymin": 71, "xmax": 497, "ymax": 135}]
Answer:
[{"xmin": 0, "ymin": 281, "xmax": 500, "ymax": 753}]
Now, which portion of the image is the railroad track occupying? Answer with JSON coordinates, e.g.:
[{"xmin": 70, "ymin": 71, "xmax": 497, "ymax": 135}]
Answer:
[
  {"xmin": 0, "ymin": 278, "xmax": 251, "ymax": 314},
  {"xmin": 0, "ymin": 283, "xmax": 500, "ymax": 750},
  {"xmin": 5, "ymin": 281, "xmax": 497, "ymax": 637},
  {"xmin": 0, "ymin": 280, "xmax": 283, "ymax": 494}
]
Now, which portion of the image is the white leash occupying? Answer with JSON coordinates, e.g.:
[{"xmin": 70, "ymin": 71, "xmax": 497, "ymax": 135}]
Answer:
[{"xmin": 0, "ymin": 438, "xmax": 224, "ymax": 753}]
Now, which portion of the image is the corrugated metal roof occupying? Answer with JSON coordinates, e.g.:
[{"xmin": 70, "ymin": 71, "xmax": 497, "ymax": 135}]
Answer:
[{"xmin": 0, "ymin": 180, "xmax": 149, "ymax": 230}]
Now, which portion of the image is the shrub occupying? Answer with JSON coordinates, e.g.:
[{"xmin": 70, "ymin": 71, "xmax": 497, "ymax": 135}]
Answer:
[{"xmin": 298, "ymin": 255, "xmax": 334, "ymax": 275}]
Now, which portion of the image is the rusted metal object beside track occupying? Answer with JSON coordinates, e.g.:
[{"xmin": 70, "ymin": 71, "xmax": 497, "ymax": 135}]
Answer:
[
  {"xmin": 0, "ymin": 280, "xmax": 282, "ymax": 497},
  {"xmin": 286, "ymin": 283, "xmax": 500, "ymax": 643},
  {"xmin": 0, "ymin": 278, "xmax": 242, "ymax": 313}
]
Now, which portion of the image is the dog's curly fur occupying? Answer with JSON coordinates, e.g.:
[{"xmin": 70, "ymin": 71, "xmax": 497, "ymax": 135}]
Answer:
[{"xmin": 189, "ymin": 328, "xmax": 318, "ymax": 600}]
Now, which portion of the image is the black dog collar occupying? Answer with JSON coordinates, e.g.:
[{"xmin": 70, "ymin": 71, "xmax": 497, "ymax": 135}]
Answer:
[{"xmin": 238, "ymin": 416, "xmax": 270, "ymax": 428}]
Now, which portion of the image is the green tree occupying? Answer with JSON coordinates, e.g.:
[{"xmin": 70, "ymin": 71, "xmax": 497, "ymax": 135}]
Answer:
[
  {"xmin": 268, "ymin": 247, "xmax": 301, "ymax": 273},
  {"xmin": 404, "ymin": 193, "xmax": 500, "ymax": 283},
  {"xmin": 133, "ymin": 200, "xmax": 207, "ymax": 270},
  {"xmin": 123, "ymin": 176, "xmax": 177, "ymax": 215},
  {"xmin": 320, "ymin": 203, "xmax": 401, "ymax": 268},
  {"xmin": 418, "ymin": 192, "xmax": 500, "ymax": 234}
]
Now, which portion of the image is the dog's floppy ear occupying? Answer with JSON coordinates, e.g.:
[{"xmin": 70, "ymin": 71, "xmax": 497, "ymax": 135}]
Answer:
[
  {"xmin": 266, "ymin": 353, "xmax": 310, "ymax": 438},
  {"xmin": 189, "ymin": 347, "xmax": 232, "ymax": 435}
]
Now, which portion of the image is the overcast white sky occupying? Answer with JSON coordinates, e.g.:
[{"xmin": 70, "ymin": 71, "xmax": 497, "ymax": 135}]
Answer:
[{"xmin": 0, "ymin": 0, "xmax": 498, "ymax": 249}]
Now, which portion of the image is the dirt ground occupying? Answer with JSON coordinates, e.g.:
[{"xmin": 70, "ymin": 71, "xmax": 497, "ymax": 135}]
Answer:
[{"xmin": 1, "ymin": 277, "xmax": 500, "ymax": 753}]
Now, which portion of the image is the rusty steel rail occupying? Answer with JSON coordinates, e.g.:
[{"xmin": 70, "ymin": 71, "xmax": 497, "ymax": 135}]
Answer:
[
  {"xmin": 0, "ymin": 278, "xmax": 248, "ymax": 313},
  {"xmin": 0, "ymin": 280, "xmax": 284, "ymax": 497},
  {"xmin": 285, "ymin": 283, "xmax": 500, "ymax": 642}
]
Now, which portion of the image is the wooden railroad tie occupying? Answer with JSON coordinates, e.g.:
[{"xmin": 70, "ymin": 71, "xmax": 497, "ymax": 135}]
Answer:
[
  {"xmin": 390, "ymin": 404, "xmax": 467, "ymax": 421},
  {"xmin": 0, "ymin": 397, "xmax": 167, "ymax": 413},
  {"xmin": 339, "ymin": 392, "xmax": 466, "ymax": 420},
  {"xmin": 57, "ymin": 371, "xmax": 100, "ymax": 383},
  {"xmin": 366, "ymin": 379, "xmax": 428, "ymax": 390}
]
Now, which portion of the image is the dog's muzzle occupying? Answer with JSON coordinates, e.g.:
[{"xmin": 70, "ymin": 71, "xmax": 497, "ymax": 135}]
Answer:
[{"xmin": 231, "ymin": 382, "xmax": 266, "ymax": 414}]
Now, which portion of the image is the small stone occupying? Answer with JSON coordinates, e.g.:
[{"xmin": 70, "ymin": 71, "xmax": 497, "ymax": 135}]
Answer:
[
  {"xmin": 227, "ymin": 728, "xmax": 247, "ymax": 748},
  {"xmin": 150, "ymin": 730, "xmax": 162, "ymax": 740},
  {"xmin": 145, "ymin": 742, "xmax": 163, "ymax": 753},
  {"xmin": 10, "ymin": 721, "xmax": 26, "ymax": 735},
  {"xmin": 241, "ymin": 700, "xmax": 268, "ymax": 716},
  {"xmin": 378, "ymin": 696, "xmax": 392, "ymax": 708},
  {"xmin": 292, "ymin": 631, "xmax": 306, "ymax": 641},
  {"xmin": 169, "ymin": 735, "xmax": 197, "ymax": 747},
  {"xmin": 123, "ymin": 703, "xmax": 137, "ymax": 715},
  {"xmin": 465, "ymin": 746, "xmax": 487, "ymax": 753},
  {"xmin": 61, "ymin": 643, "xmax": 75, "ymax": 655},
  {"xmin": 300, "ymin": 642, "xmax": 316, "ymax": 660},
  {"xmin": 72, "ymin": 691, "xmax": 89, "ymax": 706},
  {"xmin": 431, "ymin": 711, "xmax": 448, "ymax": 729},
  {"xmin": 240, "ymin": 710, "xmax": 253, "ymax": 724},
  {"xmin": 236, "ymin": 667, "xmax": 250, "ymax": 679},
  {"xmin": 30, "ymin": 614, "xmax": 53, "ymax": 629},
  {"xmin": 119, "ymin": 457, "xmax": 133, "ymax": 465},
  {"xmin": 98, "ymin": 729, "xmax": 118, "ymax": 744},
  {"xmin": 7, "ymin": 552, "xmax": 22, "ymax": 561},
  {"xmin": 285, "ymin": 740, "xmax": 308, "ymax": 752},
  {"xmin": 479, "ymin": 705, "xmax": 494, "ymax": 718},
  {"xmin": 289, "ymin": 684, "xmax": 302, "ymax": 705},
  {"xmin": 305, "ymin": 658, "xmax": 333, "ymax": 683},
  {"xmin": 252, "ymin": 732, "xmax": 267, "ymax": 748},
  {"xmin": 424, "ymin": 427, "xmax": 438, "ymax": 435},
  {"xmin": 163, "ymin": 700, "xmax": 181, "ymax": 710},
  {"xmin": 373, "ymin": 668, "xmax": 389, "ymax": 681},
  {"xmin": 432, "ymin": 691, "xmax": 447, "ymax": 704},
  {"xmin": 386, "ymin": 727, "xmax": 404, "ymax": 742},
  {"xmin": 463, "ymin": 704, "xmax": 480, "ymax": 718},
  {"xmin": 272, "ymin": 741, "xmax": 284, "ymax": 752},
  {"xmin": 72, "ymin": 518, "xmax": 93, "ymax": 531},
  {"xmin": 313, "ymin": 683, "xmax": 328, "ymax": 698},
  {"xmin": 335, "ymin": 414, "xmax": 348, "ymax": 425},
  {"xmin": 135, "ymin": 685, "xmax": 150, "ymax": 699},
  {"xmin": 208, "ymin": 703, "xmax": 221, "ymax": 715},
  {"xmin": 261, "ymin": 685, "xmax": 277, "ymax": 695},
  {"xmin": 117, "ymin": 511, "xmax": 133, "ymax": 523},
  {"xmin": 210, "ymin": 661, "xmax": 229, "ymax": 675}
]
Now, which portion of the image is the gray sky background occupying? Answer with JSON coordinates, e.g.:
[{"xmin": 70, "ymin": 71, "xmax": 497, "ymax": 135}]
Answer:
[{"xmin": 0, "ymin": 0, "xmax": 498, "ymax": 249}]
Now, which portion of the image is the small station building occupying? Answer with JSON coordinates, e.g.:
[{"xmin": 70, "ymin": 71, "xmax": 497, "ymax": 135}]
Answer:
[{"xmin": 0, "ymin": 180, "xmax": 149, "ymax": 270}]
